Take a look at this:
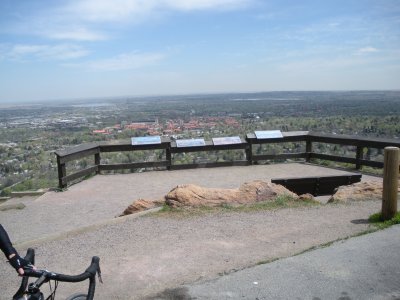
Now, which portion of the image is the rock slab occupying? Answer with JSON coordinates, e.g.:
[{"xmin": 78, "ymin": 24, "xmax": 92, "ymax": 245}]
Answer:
[
  {"xmin": 165, "ymin": 180, "xmax": 297, "ymax": 208},
  {"xmin": 121, "ymin": 180, "xmax": 298, "ymax": 215},
  {"xmin": 328, "ymin": 180, "xmax": 400, "ymax": 203}
]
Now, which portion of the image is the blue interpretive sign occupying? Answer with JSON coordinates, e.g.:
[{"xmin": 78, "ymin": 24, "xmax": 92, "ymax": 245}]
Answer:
[
  {"xmin": 176, "ymin": 138, "xmax": 206, "ymax": 147},
  {"xmin": 254, "ymin": 130, "xmax": 283, "ymax": 139},
  {"xmin": 131, "ymin": 136, "xmax": 162, "ymax": 145},
  {"xmin": 212, "ymin": 136, "xmax": 242, "ymax": 145}
]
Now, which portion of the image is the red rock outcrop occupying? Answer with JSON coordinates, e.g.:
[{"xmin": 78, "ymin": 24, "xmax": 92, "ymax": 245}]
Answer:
[
  {"xmin": 328, "ymin": 180, "xmax": 400, "ymax": 203},
  {"xmin": 121, "ymin": 180, "xmax": 299, "ymax": 215},
  {"xmin": 120, "ymin": 198, "xmax": 164, "ymax": 216},
  {"xmin": 165, "ymin": 180, "xmax": 298, "ymax": 208}
]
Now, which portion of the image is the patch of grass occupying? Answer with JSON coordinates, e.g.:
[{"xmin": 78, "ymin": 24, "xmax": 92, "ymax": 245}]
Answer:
[
  {"xmin": 150, "ymin": 194, "xmax": 320, "ymax": 218},
  {"xmin": 238, "ymin": 194, "xmax": 319, "ymax": 212},
  {"xmin": 158, "ymin": 203, "xmax": 175, "ymax": 213},
  {"xmin": 293, "ymin": 240, "xmax": 337, "ymax": 258},
  {"xmin": 368, "ymin": 212, "xmax": 400, "ymax": 229},
  {"xmin": 360, "ymin": 166, "xmax": 383, "ymax": 176},
  {"xmin": 256, "ymin": 257, "xmax": 280, "ymax": 265}
]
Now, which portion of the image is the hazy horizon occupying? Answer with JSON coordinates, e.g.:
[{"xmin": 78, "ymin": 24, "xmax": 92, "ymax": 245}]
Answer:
[{"xmin": 1, "ymin": 89, "xmax": 399, "ymax": 107}]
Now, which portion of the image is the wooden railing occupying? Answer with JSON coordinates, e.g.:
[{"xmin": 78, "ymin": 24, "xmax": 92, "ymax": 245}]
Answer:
[{"xmin": 55, "ymin": 132, "xmax": 400, "ymax": 188}]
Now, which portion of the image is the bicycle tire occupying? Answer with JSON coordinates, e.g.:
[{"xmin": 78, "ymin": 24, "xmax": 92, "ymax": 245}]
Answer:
[{"xmin": 65, "ymin": 293, "xmax": 87, "ymax": 300}]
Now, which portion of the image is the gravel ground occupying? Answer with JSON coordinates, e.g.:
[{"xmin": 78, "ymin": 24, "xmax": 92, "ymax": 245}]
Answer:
[
  {"xmin": 0, "ymin": 163, "xmax": 383, "ymax": 299},
  {"xmin": 0, "ymin": 163, "xmax": 378, "ymax": 245},
  {"xmin": 1, "ymin": 201, "xmax": 384, "ymax": 299}
]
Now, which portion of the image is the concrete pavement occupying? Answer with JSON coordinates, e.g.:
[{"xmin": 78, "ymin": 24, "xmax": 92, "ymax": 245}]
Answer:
[{"xmin": 178, "ymin": 225, "xmax": 400, "ymax": 300}]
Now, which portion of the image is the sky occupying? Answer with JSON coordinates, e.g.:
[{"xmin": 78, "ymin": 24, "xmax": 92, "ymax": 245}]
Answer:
[{"xmin": 0, "ymin": 0, "xmax": 399, "ymax": 103}]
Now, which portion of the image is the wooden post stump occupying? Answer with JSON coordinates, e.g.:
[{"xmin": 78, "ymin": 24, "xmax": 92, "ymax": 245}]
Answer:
[{"xmin": 382, "ymin": 147, "xmax": 399, "ymax": 220}]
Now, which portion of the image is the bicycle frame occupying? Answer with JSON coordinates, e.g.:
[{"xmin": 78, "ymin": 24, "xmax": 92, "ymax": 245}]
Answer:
[{"xmin": 13, "ymin": 248, "xmax": 102, "ymax": 300}]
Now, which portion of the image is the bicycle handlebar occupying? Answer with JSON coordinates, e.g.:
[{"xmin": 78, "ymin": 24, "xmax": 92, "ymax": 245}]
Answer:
[
  {"xmin": 13, "ymin": 248, "xmax": 36, "ymax": 299},
  {"xmin": 23, "ymin": 256, "xmax": 100, "ymax": 283},
  {"xmin": 14, "ymin": 249, "xmax": 101, "ymax": 300}
]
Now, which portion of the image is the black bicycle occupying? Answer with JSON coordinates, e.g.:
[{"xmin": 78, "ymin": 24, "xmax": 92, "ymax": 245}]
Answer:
[{"xmin": 13, "ymin": 248, "xmax": 102, "ymax": 300}]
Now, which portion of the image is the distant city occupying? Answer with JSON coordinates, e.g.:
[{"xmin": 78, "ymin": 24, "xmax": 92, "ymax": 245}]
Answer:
[{"xmin": 0, "ymin": 90, "xmax": 399, "ymax": 195}]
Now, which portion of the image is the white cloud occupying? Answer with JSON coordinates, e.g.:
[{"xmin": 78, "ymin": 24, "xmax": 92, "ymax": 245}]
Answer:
[
  {"xmin": 164, "ymin": 0, "xmax": 250, "ymax": 11},
  {"xmin": 45, "ymin": 27, "xmax": 107, "ymax": 41},
  {"xmin": 358, "ymin": 47, "xmax": 379, "ymax": 53},
  {"xmin": 64, "ymin": 0, "xmax": 154, "ymax": 22},
  {"xmin": 64, "ymin": 0, "xmax": 251, "ymax": 22},
  {"xmin": 4, "ymin": 0, "xmax": 252, "ymax": 42},
  {"xmin": 328, "ymin": 22, "xmax": 341, "ymax": 27},
  {"xmin": 76, "ymin": 51, "xmax": 166, "ymax": 71},
  {"xmin": 277, "ymin": 57, "xmax": 371, "ymax": 72},
  {"xmin": 1, "ymin": 44, "xmax": 89, "ymax": 61}
]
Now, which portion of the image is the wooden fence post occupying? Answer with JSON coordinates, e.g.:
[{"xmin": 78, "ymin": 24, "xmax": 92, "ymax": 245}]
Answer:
[
  {"xmin": 355, "ymin": 145, "xmax": 363, "ymax": 170},
  {"xmin": 306, "ymin": 139, "xmax": 312, "ymax": 162},
  {"xmin": 246, "ymin": 143, "xmax": 253, "ymax": 165},
  {"xmin": 382, "ymin": 146, "xmax": 399, "ymax": 220},
  {"xmin": 56, "ymin": 155, "xmax": 67, "ymax": 189},
  {"xmin": 95, "ymin": 152, "xmax": 101, "ymax": 174},
  {"xmin": 166, "ymin": 147, "xmax": 172, "ymax": 170}
]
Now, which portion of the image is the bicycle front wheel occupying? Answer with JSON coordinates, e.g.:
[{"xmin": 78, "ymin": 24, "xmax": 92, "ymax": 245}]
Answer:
[{"xmin": 65, "ymin": 293, "xmax": 87, "ymax": 300}]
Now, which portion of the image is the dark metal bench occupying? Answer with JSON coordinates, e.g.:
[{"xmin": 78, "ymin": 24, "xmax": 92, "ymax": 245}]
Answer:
[{"xmin": 271, "ymin": 174, "xmax": 362, "ymax": 196}]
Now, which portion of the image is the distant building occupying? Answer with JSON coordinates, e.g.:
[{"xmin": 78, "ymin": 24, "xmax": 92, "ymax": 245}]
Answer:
[
  {"xmin": 92, "ymin": 129, "xmax": 110, "ymax": 135},
  {"xmin": 125, "ymin": 123, "xmax": 150, "ymax": 130}
]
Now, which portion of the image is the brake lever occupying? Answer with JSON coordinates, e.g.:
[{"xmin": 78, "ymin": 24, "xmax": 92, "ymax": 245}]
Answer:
[
  {"xmin": 97, "ymin": 266, "xmax": 103, "ymax": 284},
  {"xmin": 20, "ymin": 264, "xmax": 39, "ymax": 277}
]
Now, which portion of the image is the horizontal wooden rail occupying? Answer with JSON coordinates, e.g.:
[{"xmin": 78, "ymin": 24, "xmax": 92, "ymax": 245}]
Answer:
[
  {"xmin": 170, "ymin": 161, "xmax": 249, "ymax": 170},
  {"xmin": 358, "ymin": 159, "xmax": 384, "ymax": 168},
  {"xmin": 57, "ymin": 145, "xmax": 99, "ymax": 164},
  {"xmin": 252, "ymin": 153, "xmax": 308, "ymax": 161},
  {"xmin": 55, "ymin": 131, "xmax": 400, "ymax": 188},
  {"xmin": 309, "ymin": 153, "xmax": 357, "ymax": 164},
  {"xmin": 308, "ymin": 132, "xmax": 400, "ymax": 149},
  {"xmin": 62, "ymin": 166, "xmax": 99, "ymax": 185},
  {"xmin": 99, "ymin": 161, "xmax": 169, "ymax": 171}
]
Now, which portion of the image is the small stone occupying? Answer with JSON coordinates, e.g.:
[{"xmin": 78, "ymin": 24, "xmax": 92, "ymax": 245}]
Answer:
[{"xmin": 299, "ymin": 193, "xmax": 314, "ymax": 201}]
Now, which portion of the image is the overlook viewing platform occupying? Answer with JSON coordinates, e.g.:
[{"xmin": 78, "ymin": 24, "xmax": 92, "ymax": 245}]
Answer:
[
  {"xmin": 1, "ymin": 162, "xmax": 383, "ymax": 245},
  {"xmin": 0, "ymin": 161, "xmax": 392, "ymax": 299},
  {"xmin": 1, "ymin": 131, "xmax": 399, "ymax": 299},
  {"xmin": 55, "ymin": 131, "xmax": 400, "ymax": 189}
]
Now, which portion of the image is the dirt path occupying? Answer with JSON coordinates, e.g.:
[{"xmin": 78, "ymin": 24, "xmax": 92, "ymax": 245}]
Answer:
[
  {"xmin": 0, "ymin": 200, "xmax": 383, "ymax": 299},
  {"xmin": 0, "ymin": 164, "xmax": 384, "ymax": 299}
]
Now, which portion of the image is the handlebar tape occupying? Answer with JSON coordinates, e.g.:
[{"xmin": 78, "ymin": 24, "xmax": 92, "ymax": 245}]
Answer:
[{"xmin": 23, "ymin": 256, "xmax": 100, "ymax": 283}]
